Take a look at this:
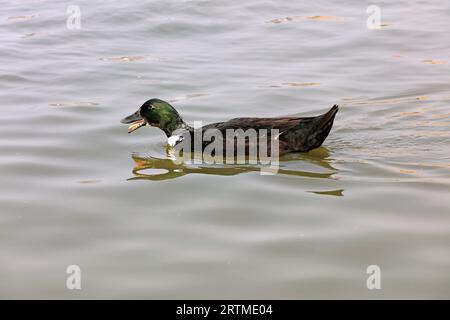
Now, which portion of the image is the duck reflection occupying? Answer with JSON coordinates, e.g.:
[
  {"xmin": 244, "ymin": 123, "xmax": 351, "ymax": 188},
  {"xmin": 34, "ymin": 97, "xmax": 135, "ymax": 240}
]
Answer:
[{"xmin": 128, "ymin": 147, "xmax": 339, "ymax": 182}]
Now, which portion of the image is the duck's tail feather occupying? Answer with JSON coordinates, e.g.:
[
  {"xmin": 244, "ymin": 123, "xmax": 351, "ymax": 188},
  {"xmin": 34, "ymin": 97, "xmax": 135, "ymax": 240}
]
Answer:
[
  {"xmin": 302, "ymin": 104, "xmax": 338, "ymax": 151},
  {"xmin": 318, "ymin": 104, "xmax": 339, "ymax": 130}
]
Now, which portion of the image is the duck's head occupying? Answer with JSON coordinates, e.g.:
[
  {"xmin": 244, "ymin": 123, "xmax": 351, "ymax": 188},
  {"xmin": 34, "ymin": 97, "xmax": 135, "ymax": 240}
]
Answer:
[{"xmin": 121, "ymin": 98, "xmax": 185, "ymax": 137}]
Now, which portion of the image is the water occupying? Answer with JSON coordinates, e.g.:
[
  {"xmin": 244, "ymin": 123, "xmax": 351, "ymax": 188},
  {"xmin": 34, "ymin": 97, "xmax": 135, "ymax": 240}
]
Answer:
[{"xmin": 1, "ymin": 0, "xmax": 449, "ymax": 299}]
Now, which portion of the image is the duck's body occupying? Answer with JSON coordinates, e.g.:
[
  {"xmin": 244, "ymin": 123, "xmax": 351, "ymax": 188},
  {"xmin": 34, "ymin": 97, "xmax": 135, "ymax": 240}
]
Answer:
[{"xmin": 121, "ymin": 99, "xmax": 338, "ymax": 156}]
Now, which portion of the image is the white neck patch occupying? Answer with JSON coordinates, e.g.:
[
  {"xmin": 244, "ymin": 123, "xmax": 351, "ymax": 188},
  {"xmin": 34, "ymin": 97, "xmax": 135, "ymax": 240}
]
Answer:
[{"xmin": 167, "ymin": 135, "xmax": 183, "ymax": 147}]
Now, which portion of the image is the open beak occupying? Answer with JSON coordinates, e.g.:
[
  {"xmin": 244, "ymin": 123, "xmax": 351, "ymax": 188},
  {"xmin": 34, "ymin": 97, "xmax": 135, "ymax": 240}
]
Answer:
[{"xmin": 121, "ymin": 110, "xmax": 147, "ymax": 133}]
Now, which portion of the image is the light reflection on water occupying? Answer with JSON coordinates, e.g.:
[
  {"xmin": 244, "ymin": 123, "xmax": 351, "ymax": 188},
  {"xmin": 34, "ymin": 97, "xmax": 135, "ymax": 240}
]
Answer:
[{"xmin": 129, "ymin": 147, "xmax": 337, "ymax": 182}]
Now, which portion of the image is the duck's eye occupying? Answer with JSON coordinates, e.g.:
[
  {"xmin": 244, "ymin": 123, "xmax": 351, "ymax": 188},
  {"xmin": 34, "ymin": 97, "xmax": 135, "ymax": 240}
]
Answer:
[{"xmin": 142, "ymin": 104, "xmax": 154, "ymax": 112}]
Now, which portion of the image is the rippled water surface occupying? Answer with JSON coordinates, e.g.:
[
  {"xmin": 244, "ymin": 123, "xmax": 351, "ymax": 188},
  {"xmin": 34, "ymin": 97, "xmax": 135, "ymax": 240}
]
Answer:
[{"xmin": 1, "ymin": 0, "xmax": 449, "ymax": 298}]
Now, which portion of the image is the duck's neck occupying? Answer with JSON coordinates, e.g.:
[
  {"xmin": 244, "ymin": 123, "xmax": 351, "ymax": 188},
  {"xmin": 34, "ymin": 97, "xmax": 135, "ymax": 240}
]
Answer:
[
  {"xmin": 165, "ymin": 120, "xmax": 193, "ymax": 147},
  {"xmin": 162, "ymin": 118, "xmax": 192, "ymax": 137}
]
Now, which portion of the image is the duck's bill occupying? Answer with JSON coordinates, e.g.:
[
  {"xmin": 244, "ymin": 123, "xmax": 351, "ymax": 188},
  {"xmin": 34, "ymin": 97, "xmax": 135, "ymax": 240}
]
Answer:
[
  {"xmin": 121, "ymin": 111, "xmax": 147, "ymax": 133},
  {"xmin": 127, "ymin": 119, "xmax": 146, "ymax": 133}
]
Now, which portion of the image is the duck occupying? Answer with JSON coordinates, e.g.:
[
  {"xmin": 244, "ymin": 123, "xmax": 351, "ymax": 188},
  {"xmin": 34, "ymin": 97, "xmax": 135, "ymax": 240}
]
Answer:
[{"xmin": 121, "ymin": 98, "xmax": 338, "ymax": 156}]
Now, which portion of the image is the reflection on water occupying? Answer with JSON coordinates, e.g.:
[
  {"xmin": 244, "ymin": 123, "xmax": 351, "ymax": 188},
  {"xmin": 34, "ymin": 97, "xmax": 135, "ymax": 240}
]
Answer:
[
  {"xmin": 308, "ymin": 188, "xmax": 344, "ymax": 197},
  {"xmin": 129, "ymin": 147, "xmax": 338, "ymax": 182}
]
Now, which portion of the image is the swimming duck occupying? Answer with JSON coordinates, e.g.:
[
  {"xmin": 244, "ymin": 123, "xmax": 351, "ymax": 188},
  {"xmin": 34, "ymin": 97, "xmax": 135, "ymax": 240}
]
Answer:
[{"xmin": 121, "ymin": 98, "xmax": 338, "ymax": 155}]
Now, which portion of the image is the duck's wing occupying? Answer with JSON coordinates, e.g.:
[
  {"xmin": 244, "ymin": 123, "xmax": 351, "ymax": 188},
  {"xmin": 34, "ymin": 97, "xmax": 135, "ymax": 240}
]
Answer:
[
  {"xmin": 197, "ymin": 105, "xmax": 338, "ymax": 154},
  {"xmin": 201, "ymin": 116, "xmax": 314, "ymax": 133},
  {"xmin": 198, "ymin": 117, "xmax": 314, "ymax": 156}
]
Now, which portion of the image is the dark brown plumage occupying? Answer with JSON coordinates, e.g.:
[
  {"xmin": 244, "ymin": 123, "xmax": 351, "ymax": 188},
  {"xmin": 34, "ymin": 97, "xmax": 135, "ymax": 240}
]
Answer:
[
  {"xmin": 199, "ymin": 105, "xmax": 338, "ymax": 155},
  {"xmin": 121, "ymin": 99, "xmax": 338, "ymax": 156}
]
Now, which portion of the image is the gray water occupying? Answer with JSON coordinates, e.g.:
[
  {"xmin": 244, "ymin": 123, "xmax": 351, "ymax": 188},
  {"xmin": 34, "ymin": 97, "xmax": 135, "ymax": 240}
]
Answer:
[{"xmin": 1, "ymin": 0, "xmax": 449, "ymax": 299}]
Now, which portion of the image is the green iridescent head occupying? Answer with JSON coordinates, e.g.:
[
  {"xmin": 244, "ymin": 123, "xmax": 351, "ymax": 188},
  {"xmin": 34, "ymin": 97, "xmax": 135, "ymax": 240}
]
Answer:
[{"xmin": 121, "ymin": 98, "xmax": 185, "ymax": 137}]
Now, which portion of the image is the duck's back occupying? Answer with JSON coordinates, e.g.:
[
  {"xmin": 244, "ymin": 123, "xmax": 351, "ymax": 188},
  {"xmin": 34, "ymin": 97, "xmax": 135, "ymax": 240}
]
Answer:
[
  {"xmin": 199, "ymin": 105, "xmax": 338, "ymax": 154},
  {"xmin": 202, "ymin": 116, "xmax": 314, "ymax": 132}
]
